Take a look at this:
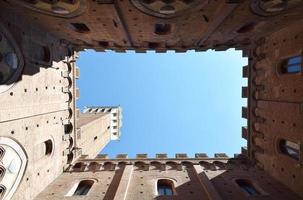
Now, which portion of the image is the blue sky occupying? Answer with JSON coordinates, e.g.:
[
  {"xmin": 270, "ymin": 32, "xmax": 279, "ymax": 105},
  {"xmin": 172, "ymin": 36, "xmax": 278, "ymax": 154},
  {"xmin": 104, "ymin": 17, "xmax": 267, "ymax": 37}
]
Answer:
[{"xmin": 76, "ymin": 49, "xmax": 247, "ymax": 158}]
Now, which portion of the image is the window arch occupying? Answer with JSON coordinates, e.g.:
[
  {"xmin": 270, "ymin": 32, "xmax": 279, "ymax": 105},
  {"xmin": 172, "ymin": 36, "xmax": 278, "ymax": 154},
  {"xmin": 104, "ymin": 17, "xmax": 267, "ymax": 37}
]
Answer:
[
  {"xmin": 157, "ymin": 179, "xmax": 174, "ymax": 196},
  {"xmin": 280, "ymin": 55, "xmax": 302, "ymax": 74},
  {"xmin": 73, "ymin": 180, "xmax": 94, "ymax": 196},
  {"xmin": 278, "ymin": 139, "xmax": 300, "ymax": 161},
  {"xmin": 235, "ymin": 179, "xmax": 260, "ymax": 196}
]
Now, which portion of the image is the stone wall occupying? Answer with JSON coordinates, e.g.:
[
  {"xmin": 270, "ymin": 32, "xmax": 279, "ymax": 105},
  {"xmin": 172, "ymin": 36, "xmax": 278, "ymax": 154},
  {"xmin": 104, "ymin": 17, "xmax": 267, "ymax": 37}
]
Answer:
[
  {"xmin": 35, "ymin": 155, "xmax": 301, "ymax": 200},
  {"xmin": 244, "ymin": 19, "xmax": 303, "ymax": 197}
]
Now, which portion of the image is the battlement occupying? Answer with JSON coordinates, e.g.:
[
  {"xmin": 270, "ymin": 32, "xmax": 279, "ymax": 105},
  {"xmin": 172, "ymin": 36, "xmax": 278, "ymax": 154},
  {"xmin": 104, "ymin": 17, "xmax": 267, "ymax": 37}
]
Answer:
[
  {"xmin": 66, "ymin": 153, "xmax": 247, "ymax": 173},
  {"xmin": 78, "ymin": 153, "xmax": 244, "ymax": 161}
]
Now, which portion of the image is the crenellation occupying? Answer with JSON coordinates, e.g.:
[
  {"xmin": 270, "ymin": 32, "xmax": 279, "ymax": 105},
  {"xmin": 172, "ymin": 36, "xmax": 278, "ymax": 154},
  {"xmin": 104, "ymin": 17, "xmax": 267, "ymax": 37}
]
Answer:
[
  {"xmin": 116, "ymin": 154, "xmax": 128, "ymax": 159},
  {"xmin": 241, "ymin": 86, "xmax": 248, "ymax": 98},
  {"xmin": 195, "ymin": 153, "xmax": 208, "ymax": 159},
  {"xmin": 136, "ymin": 154, "xmax": 148, "ymax": 159},
  {"xmin": 241, "ymin": 126, "xmax": 248, "ymax": 140},
  {"xmin": 175, "ymin": 153, "xmax": 187, "ymax": 159},
  {"xmin": 155, "ymin": 153, "xmax": 167, "ymax": 159},
  {"xmin": 214, "ymin": 153, "xmax": 228, "ymax": 158},
  {"xmin": 97, "ymin": 154, "xmax": 109, "ymax": 159},
  {"xmin": 241, "ymin": 106, "xmax": 248, "ymax": 119},
  {"xmin": 242, "ymin": 65, "xmax": 249, "ymax": 78}
]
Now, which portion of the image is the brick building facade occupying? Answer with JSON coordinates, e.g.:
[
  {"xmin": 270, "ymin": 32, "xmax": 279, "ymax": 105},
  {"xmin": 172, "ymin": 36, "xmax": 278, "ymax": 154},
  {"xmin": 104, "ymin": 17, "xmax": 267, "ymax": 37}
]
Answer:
[{"xmin": 0, "ymin": 0, "xmax": 302, "ymax": 199}]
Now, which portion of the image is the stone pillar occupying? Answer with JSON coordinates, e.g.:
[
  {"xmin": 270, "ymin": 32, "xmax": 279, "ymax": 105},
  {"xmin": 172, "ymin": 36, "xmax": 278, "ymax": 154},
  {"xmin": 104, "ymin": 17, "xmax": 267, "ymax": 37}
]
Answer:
[
  {"xmin": 193, "ymin": 165, "xmax": 222, "ymax": 200},
  {"xmin": 113, "ymin": 164, "xmax": 133, "ymax": 200}
]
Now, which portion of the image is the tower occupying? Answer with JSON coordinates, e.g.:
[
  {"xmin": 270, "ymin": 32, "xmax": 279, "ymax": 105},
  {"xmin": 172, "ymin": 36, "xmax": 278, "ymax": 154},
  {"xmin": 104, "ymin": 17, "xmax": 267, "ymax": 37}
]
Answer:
[{"xmin": 77, "ymin": 106, "xmax": 122, "ymax": 158}]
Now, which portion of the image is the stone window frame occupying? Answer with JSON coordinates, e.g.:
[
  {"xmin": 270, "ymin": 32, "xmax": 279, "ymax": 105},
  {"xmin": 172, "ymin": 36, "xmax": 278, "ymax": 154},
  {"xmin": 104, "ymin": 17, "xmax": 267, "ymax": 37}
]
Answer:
[
  {"xmin": 276, "ymin": 138, "xmax": 301, "ymax": 162},
  {"xmin": 39, "ymin": 137, "xmax": 55, "ymax": 159},
  {"xmin": 65, "ymin": 178, "xmax": 97, "ymax": 197},
  {"xmin": 154, "ymin": 177, "xmax": 177, "ymax": 197},
  {"xmin": 232, "ymin": 177, "xmax": 268, "ymax": 197}
]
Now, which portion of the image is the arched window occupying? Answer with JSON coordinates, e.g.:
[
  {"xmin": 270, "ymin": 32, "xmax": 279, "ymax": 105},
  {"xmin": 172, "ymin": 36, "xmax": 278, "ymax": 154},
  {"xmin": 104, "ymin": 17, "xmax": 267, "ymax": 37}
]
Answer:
[
  {"xmin": 235, "ymin": 179, "xmax": 260, "ymax": 196},
  {"xmin": 279, "ymin": 139, "xmax": 300, "ymax": 161},
  {"xmin": 157, "ymin": 179, "xmax": 174, "ymax": 196},
  {"xmin": 73, "ymin": 180, "xmax": 94, "ymax": 196},
  {"xmin": 281, "ymin": 55, "xmax": 302, "ymax": 74}
]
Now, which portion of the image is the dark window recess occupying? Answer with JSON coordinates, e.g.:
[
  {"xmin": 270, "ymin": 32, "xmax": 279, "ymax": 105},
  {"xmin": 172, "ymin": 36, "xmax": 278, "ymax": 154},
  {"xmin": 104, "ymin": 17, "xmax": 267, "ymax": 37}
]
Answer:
[
  {"xmin": 154, "ymin": 23, "xmax": 171, "ymax": 35},
  {"xmin": 94, "ymin": 136, "xmax": 98, "ymax": 140},
  {"xmin": 98, "ymin": 41, "xmax": 109, "ymax": 48},
  {"xmin": 44, "ymin": 140, "xmax": 53, "ymax": 156},
  {"xmin": 281, "ymin": 55, "xmax": 302, "ymax": 74},
  {"xmin": 70, "ymin": 23, "xmax": 90, "ymax": 33},
  {"xmin": 157, "ymin": 179, "xmax": 174, "ymax": 196},
  {"xmin": 73, "ymin": 180, "xmax": 94, "ymax": 196},
  {"xmin": 235, "ymin": 179, "xmax": 260, "ymax": 196},
  {"xmin": 279, "ymin": 139, "xmax": 300, "ymax": 161}
]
